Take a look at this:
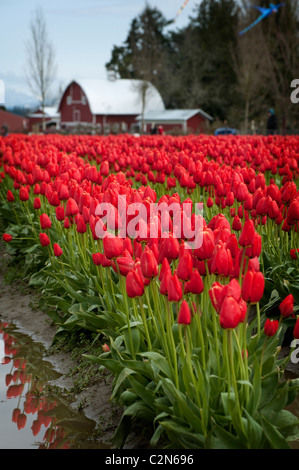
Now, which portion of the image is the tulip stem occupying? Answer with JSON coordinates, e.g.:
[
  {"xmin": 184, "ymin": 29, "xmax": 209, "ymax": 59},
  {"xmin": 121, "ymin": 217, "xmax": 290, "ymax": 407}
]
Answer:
[
  {"xmin": 239, "ymin": 249, "xmax": 246, "ymax": 286},
  {"xmin": 120, "ymin": 275, "xmax": 135, "ymax": 359},
  {"xmin": 184, "ymin": 326, "xmax": 207, "ymax": 438},
  {"xmin": 212, "ymin": 309, "xmax": 220, "ymax": 374},
  {"xmin": 256, "ymin": 302, "xmax": 261, "ymax": 340},
  {"xmin": 139, "ymin": 297, "xmax": 152, "ymax": 350},
  {"xmin": 166, "ymin": 299, "xmax": 179, "ymax": 389},
  {"xmin": 195, "ymin": 299, "xmax": 206, "ymax": 369},
  {"xmin": 228, "ymin": 330, "xmax": 246, "ymax": 438},
  {"xmin": 151, "ymin": 279, "xmax": 171, "ymax": 361},
  {"xmin": 24, "ymin": 202, "xmax": 37, "ymax": 239},
  {"xmin": 144, "ymin": 286, "xmax": 154, "ymax": 338},
  {"xmin": 233, "ymin": 328, "xmax": 249, "ymax": 405}
]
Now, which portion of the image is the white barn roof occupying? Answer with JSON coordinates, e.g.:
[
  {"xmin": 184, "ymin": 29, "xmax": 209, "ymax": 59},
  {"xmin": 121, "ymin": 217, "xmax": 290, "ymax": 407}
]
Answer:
[
  {"xmin": 27, "ymin": 106, "xmax": 60, "ymax": 119},
  {"xmin": 69, "ymin": 79, "xmax": 165, "ymax": 116},
  {"xmin": 136, "ymin": 109, "xmax": 213, "ymax": 122}
]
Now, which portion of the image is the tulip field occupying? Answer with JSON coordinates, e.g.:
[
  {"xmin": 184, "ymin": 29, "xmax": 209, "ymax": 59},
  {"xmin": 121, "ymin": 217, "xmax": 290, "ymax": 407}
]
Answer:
[{"xmin": 0, "ymin": 132, "xmax": 299, "ymax": 449}]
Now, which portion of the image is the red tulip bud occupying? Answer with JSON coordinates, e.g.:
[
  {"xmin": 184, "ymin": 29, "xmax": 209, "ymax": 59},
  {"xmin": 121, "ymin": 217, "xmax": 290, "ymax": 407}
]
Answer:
[
  {"xmin": 39, "ymin": 233, "xmax": 50, "ymax": 247},
  {"xmin": 178, "ymin": 300, "xmax": 191, "ymax": 325},
  {"xmin": 103, "ymin": 232, "xmax": 124, "ymax": 259},
  {"xmin": 167, "ymin": 273, "xmax": 183, "ymax": 302},
  {"xmin": 140, "ymin": 246, "xmax": 159, "ymax": 279},
  {"xmin": 264, "ymin": 318, "xmax": 279, "ymax": 337},
  {"xmin": 279, "ymin": 294, "xmax": 294, "ymax": 318},
  {"xmin": 7, "ymin": 190, "xmax": 15, "ymax": 202},
  {"xmin": 126, "ymin": 269, "xmax": 144, "ymax": 298},
  {"xmin": 19, "ymin": 187, "xmax": 29, "ymax": 201},
  {"xmin": 238, "ymin": 219, "xmax": 256, "ymax": 247},
  {"xmin": 219, "ymin": 296, "xmax": 242, "ymax": 329},
  {"xmin": 53, "ymin": 243, "xmax": 63, "ymax": 257},
  {"xmin": 40, "ymin": 213, "xmax": 52, "ymax": 229},
  {"xmin": 3, "ymin": 233, "xmax": 13, "ymax": 242},
  {"xmin": 293, "ymin": 317, "xmax": 299, "ymax": 339},
  {"xmin": 184, "ymin": 269, "xmax": 204, "ymax": 295},
  {"xmin": 241, "ymin": 270, "xmax": 264, "ymax": 303},
  {"xmin": 177, "ymin": 249, "xmax": 193, "ymax": 281}
]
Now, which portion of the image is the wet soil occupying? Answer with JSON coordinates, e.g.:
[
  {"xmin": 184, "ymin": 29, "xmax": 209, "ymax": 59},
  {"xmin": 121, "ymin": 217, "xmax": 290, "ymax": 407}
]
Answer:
[{"xmin": 0, "ymin": 243, "xmax": 149, "ymax": 449}]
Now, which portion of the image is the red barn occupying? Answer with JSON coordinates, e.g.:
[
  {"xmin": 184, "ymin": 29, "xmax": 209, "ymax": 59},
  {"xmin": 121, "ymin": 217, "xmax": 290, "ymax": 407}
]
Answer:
[
  {"xmin": 0, "ymin": 109, "xmax": 28, "ymax": 134},
  {"xmin": 136, "ymin": 109, "xmax": 213, "ymax": 135},
  {"xmin": 58, "ymin": 78, "xmax": 165, "ymax": 134}
]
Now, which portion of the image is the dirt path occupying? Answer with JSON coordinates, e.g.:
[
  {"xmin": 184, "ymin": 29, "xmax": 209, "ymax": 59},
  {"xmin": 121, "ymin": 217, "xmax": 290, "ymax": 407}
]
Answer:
[{"xmin": 0, "ymin": 242, "xmax": 149, "ymax": 449}]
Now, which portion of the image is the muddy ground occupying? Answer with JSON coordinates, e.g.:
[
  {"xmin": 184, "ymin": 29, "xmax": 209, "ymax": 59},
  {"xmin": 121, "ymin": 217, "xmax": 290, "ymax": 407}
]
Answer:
[{"xmin": 0, "ymin": 243, "xmax": 149, "ymax": 449}]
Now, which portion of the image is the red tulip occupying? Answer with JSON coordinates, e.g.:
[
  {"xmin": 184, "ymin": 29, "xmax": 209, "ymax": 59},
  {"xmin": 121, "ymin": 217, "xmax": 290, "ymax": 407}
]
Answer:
[
  {"xmin": 293, "ymin": 317, "xmax": 299, "ymax": 339},
  {"xmin": 113, "ymin": 254, "xmax": 135, "ymax": 276},
  {"xmin": 219, "ymin": 296, "xmax": 242, "ymax": 329},
  {"xmin": 76, "ymin": 215, "xmax": 87, "ymax": 234},
  {"xmin": 184, "ymin": 269, "xmax": 204, "ymax": 295},
  {"xmin": 194, "ymin": 228, "xmax": 215, "ymax": 260},
  {"xmin": 39, "ymin": 233, "xmax": 50, "ymax": 247},
  {"xmin": 65, "ymin": 198, "xmax": 79, "ymax": 217},
  {"xmin": 264, "ymin": 318, "xmax": 279, "ymax": 337},
  {"xmin": 2, "ymin": 233, "xmax": 12, "ymax": 242},
  {"xmin": 55, "ymin": 205, "xmax": 65, "ymax": 221},
  {"xmin": 103, "ymin": 232, "xmax": 124, "ymax": 259},
  {"xmin": 209, "ymin": 282, "xmax": 225, "ymax": 313},
  {"xmin": 225, "ymin": 191, "xmax": 234, "ymax": 206},
  {"xmin": 7, "ymin": 190, "xmax": 14, "ymax": 202},
  {"xmin": 245, "ymin": 232, "xmax": 262, "ymax": 258},
  {"xmin": 167, "ymin": 273, "xmax": 183, "ymax": 302},
  {"xmin": 33, "ymin": 197, "xmax": 41, "ymax": 210},
  {"xmin": 236, "ymin": 182, "xmax": 248, "ymax": 202},
  {"xmin": 177, "ymin": 249, "xmax": 193, "ymax": 281},
  {"xmin": 159, "ymin": 234, "xmax": 180, "ymax": 263},
  {"xmin": 92, "ymin": 253, "xmax": 102, "ymax": 266},
  {"xmin": 126, "ymin": 269, "xmax": 144, "ymax": 298},
  {"xmin": 40, "ymin": 213, "xmax": 52, "ymax": 229},
  {"xmin": 287, "ymin": 199, "xmax": 299, "ymax": 225},
  {"xmin": 210, "ymin": 244, "xmax": 233, "ymax": 277},
  {"xmin": 279, "ymin": 294, "xmax": 294, "ymax": 318},
  {"xmin": 290, "ymin": 249, "xmax": 299, "ymax": 260},
  {"xmin": 63, "ymin": 217, "xmax": 70, "ymax": 229},
  {"xmin": 53, "ymin": 243, "xmax": 63, "ymax": 257},
  {"xmin": 100, "ymin": 161, "xmax": 109, "ymax": 176},
  {"xmin": 178, "ymin": 300, "xmax": 191, "ymax": 325},
  {"xmin": 241, "ymin": 270, "xmax": 264, "ymax": 303},
  {"xmin": 19, "ymin": 187, "xmax": 29, "ymax": 201},
  {"xmin": 207, "ymin": 197, "xmax": 214, "ymax": 208},
  {"xmin": 140, "ymin": 246, "xmax": 158, "ymax": 279},
  {"xmin": 232, "ymin": 216, "xmax": 242, "ymax": 231},
  {"xmin": 238, "ymin": 219, "xmax": 256, "ymax": 247}
]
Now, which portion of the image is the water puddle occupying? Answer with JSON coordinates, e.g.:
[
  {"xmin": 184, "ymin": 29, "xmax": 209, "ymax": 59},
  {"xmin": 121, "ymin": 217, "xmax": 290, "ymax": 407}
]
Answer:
[
  {"xmin": 0, "ymin": 321, "xmax": 109, "ymax": 449},
  {"xmin": 2, "ymin": 320, "xmax": 299, "ymax": 449}
]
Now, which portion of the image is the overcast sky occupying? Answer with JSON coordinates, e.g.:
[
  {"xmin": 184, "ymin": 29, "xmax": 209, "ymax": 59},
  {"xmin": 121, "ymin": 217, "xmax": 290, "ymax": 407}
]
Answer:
[{"xmin": 0, "ymin": 0, "xmax": 195, "ymax": 108}]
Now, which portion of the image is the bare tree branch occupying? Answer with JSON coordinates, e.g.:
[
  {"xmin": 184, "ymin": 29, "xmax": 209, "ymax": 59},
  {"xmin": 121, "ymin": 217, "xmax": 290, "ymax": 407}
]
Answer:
[{"xmin": 24, "ymin": 7, "xmax": 57, "ymax": 130}]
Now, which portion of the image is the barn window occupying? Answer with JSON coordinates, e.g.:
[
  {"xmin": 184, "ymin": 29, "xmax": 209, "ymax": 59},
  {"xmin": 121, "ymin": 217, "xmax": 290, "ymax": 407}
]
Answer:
[
  {"xmin": 73, "ymin": 109, "xmax": 81, "ymax": 122},
  {"xmin": 67, "ymin": 95, "xmax": 72, "ymax": 105},
  {"xmin": 121, "ymin": 122, "xmax": 128, "ymax": 132},
  {"xmin": 112, "ymin": 122, "xmax": 120, "ymax": 133},
  {"xmin": 81, "ymin": 95, "xmax": 87, "ymax": 105}
]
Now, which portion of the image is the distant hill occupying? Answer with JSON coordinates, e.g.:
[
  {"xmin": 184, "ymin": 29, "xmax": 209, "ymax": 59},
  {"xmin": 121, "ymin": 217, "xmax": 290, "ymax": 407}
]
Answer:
[{"xmin": 4, "ymin": 86, "xmax": 38, "ymax": 110}]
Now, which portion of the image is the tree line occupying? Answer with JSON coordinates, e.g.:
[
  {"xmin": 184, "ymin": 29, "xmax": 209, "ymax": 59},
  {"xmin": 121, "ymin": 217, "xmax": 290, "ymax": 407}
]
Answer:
[{"xmin": 105, "ymin": 0, "xmax": 299, "ymax": 133}]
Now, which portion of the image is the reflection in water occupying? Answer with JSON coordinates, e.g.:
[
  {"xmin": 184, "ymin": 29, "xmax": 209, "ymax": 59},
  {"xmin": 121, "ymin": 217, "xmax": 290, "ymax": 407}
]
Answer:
[{"xmin": 0, "ymin": 322, "xmax": 108, "ymax": 449}]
